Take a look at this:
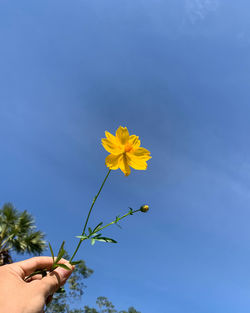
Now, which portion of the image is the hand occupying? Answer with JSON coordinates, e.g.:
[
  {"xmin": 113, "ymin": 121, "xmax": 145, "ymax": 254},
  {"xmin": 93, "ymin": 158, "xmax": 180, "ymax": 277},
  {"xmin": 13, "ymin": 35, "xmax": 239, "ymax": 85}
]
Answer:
[{"xmin": 0, "ymin": 256, "xmax": 74, "ymax": 313}]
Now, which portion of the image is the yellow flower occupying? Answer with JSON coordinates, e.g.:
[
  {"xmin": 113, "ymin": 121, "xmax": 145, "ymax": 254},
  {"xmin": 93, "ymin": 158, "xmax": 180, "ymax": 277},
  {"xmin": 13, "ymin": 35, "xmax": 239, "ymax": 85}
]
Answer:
[{"xmin": 102, "ymin": 126, "xmax": 152, "ymax": 176}]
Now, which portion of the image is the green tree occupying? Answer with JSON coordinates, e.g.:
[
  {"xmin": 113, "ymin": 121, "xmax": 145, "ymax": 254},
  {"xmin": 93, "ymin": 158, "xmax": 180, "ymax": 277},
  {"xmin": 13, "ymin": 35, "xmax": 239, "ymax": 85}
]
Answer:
[
  {"xmin": 96, "ymin": 296, "xmax": 116, "ymax": 313},
  {"xmin": 0, "ymin": 203, "xmax": 46, "ymax": 265},
  {"xmin": 83, "ymin": 297, "xmax": 141, "ymax": 313},
  {"xmin": 124, "ymin": 308, "xmax": 141, "ymax": 313}
]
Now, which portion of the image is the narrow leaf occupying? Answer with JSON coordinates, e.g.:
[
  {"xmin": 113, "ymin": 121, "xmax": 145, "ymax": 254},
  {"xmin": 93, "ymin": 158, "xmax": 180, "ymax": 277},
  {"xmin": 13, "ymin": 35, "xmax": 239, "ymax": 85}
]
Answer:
[
  {"xmin": 93, "ymin": 222, "xmax": 103, "ymax": 233},
  {"xmin": 55, "ymin": 241, "xmax": 65, "ymax": 264},
  {"xmin": 24, "ymin": 269, "xmax": 47, "ymax": 281},
  {"xmin": 91, "ymin": 238, "xmax": 96, "ymax": 245},
  {"xmin": 55, "ymin": 263, "xmax": 71, "ymax": 271},
  {"xmin": 75, "ymin": 235, "xmax": 88, "ymax": 240},
  {"xmin": 48, "ymin": 242, "xmax": 55, "ymax": 263},
  {"xmin": 94, "ymin": 236, "xmax": 117, "ymax": 243},
  {"xmin": 70, "ymin": 260, "xmax": 82, "ymax": 265}
]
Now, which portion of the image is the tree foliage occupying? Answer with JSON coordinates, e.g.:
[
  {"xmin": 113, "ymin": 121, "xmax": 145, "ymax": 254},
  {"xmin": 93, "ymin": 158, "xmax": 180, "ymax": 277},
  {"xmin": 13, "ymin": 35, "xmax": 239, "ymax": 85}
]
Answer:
[
  {"xmin": 83, "ymin": 297, "xmax": 141, "ymax": 313},
  {"xmin": 0, "ymin": 203, "xmax": 46, "ymax": 265}
]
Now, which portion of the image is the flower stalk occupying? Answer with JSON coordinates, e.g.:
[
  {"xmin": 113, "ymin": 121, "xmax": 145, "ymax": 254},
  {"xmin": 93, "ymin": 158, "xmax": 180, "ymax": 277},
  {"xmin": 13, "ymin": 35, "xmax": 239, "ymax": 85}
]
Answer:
[
  {"xmin": 96, "ymin": 208, "xmax": 141, "ymax": 233},
  {"xmin": 75, "ymin": 207, "xmax": 143, "ymax": 245},
  {"xmin": 69, "ymin": 169, "xmax": 111, "ymax": 263},
  {"xmin": 25, "ymin": 126, "xmax": 151, "ymax": 295}
]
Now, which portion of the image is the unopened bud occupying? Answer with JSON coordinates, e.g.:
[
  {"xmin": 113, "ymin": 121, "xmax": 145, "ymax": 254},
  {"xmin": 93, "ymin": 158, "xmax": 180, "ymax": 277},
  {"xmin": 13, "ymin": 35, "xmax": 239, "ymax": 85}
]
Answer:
[{"xmin": 140, "ymin": 204, "xmax": 149, "ymax": 213}]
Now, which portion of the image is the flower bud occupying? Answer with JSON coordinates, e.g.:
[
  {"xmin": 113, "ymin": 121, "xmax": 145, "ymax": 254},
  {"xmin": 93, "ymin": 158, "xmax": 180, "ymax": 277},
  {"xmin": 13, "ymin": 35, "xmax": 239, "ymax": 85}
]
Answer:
[{"xmin": 140, "ymin": 205, "xmax": 149, "ymax": 213}]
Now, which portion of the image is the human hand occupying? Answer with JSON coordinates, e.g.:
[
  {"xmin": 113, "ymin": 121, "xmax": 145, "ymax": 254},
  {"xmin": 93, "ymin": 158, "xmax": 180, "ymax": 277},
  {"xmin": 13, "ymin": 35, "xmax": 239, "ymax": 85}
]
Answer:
[{"xmin": 0, "ymin": 256, "xmax": 74, "ymax": 313}]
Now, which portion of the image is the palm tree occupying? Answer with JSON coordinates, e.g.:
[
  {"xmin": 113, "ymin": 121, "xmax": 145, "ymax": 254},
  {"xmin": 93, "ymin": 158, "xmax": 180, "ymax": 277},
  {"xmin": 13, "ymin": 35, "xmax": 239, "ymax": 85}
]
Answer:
[{"xmin": 0, "ymin": 203, "xmax": 46, "ymax": 265}]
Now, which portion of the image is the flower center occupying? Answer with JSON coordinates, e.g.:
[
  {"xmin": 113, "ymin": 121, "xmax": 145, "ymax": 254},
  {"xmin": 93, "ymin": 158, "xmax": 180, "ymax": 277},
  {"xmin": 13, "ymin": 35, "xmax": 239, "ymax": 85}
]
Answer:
[{"xmin": 124, "ymin": 143, "xmax": 133, "ymax": 153}]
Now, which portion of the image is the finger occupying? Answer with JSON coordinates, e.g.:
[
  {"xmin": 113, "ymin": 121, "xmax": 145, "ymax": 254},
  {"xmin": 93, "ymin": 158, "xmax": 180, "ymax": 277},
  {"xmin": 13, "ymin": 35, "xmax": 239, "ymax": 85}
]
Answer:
[
  {"xmin": 38, "ymin": 262, "xmax": 74, "ymax": 297},
  {"xmin": 14, "ymin": 257, "xmax": 54, "ymax": 278}
]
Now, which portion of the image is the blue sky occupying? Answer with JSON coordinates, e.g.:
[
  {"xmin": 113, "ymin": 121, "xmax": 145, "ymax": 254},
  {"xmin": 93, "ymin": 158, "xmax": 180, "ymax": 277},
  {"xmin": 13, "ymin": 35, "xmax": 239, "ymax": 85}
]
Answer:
[{"xmin": 1, "ymin": 0, "xmax": 250, "ymax": 312}]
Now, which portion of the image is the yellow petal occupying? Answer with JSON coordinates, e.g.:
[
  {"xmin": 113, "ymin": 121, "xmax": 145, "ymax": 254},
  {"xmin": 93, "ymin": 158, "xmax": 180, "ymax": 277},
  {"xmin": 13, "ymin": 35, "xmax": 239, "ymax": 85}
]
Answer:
[
  {"xmin": 130, "ymin": 147, "xmax": 151, "ymax": 160},
  {"xmin": 102, "ymin": 138, "xmax": 123, "ymax": 155},
  {"xmin": 116, "ymin": 126, "xmax": 130, "ymax": 145},
  {"xmin": 105, "ymin": 154, "xmax": 121, "ymax": 169},
  {"xmin": 127, "ymin": 154, "xmax": 148, "ymax": 170},
  {"xmin": 105, "ymin": 131, "xmax": 118, "ymax": 143},
  {"xmin": 129, "ymin": 135, "xmax": 141, "ymax": 149},
  {"xmin": 118, "ymin": 154, "xmax": 131, "ymax": 176}
]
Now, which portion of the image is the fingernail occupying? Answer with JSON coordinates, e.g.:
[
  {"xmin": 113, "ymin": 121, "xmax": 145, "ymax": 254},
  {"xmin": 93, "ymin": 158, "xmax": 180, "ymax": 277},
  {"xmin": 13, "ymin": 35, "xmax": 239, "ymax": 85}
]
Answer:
[{"xmin": 56, "ymin": 266, "xmax": 72, "ymax": 281}]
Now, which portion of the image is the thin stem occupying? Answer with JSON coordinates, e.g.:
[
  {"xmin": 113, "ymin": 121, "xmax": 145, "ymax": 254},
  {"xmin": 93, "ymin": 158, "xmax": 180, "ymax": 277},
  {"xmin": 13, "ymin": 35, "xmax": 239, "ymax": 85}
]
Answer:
[
  {"xmin": 98, "ymin": 209, "xmax": 141, "ymax": 233},
  {"xmin": 76, "ymin": 208, "xmax": 141, "ymax": 244},
  {"xmin": 69, "ymin": 169, "xmax": 111, "ymax": 263}
]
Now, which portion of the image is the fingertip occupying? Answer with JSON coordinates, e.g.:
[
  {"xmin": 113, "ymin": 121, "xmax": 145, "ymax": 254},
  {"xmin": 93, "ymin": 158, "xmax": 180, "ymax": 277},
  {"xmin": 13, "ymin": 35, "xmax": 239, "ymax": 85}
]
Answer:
[
  {"xmin": 36, "ymin": 262, "xmax": 74, "ymax": 297},
  {"xmin": 54, "ymin": 263, "xmax": 74, "ymax": 284}
]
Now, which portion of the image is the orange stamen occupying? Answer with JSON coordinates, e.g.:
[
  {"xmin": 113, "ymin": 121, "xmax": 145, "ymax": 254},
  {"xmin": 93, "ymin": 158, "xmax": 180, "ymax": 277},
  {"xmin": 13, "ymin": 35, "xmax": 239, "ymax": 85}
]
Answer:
[{"xmin": 124, "ymin": 144, "xmax": 132, "ymax": 153}]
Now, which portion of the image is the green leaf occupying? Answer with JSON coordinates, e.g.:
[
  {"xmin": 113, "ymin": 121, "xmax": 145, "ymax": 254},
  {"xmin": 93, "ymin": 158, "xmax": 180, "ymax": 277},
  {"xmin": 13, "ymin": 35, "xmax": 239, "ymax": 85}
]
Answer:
[
  {"xmin": 55, "ymin": 263, "xmax": 71, "ymax": 271},
  {"xmin": 70, "ymin": 260, "xmax": 82, "ymax": 265},
  {"xmin": 24, "ymin": 269, "xmax": 47, "ymax": 281},
  {"xmin": 75, "ymin": 235, "xmax": 88, "ymax": 240},
  {"xmin": 93, "ymin": 222, "xmax": 103, "ymax": 233},
  {"xmin": 92, "ymin": 236, "xmax": 117, "ymax": 243},
  {"xmin": 129, "ymin": 208, "xmax": 133, "ymax": 215},
  {"xmin": 91, "ymin": 238, "xmax": 96, "ymax": 245},
  {"xmin": 48, "ymin": 242, "xmax": 55, "ymax": 263},
  {"xmin": 114, "ymin": 216, "xmax": 122, "ymax": 228},
  {"xmin": 55, "ymin": 241, "xmax": 65, "ymax": 264},
  {"xmin": 88, "ymin": 227, "xmax": 92, "ymax": 235},
  {"xmin": 115, "ymin": 215, "xmax": 120, "ymax": 223}
]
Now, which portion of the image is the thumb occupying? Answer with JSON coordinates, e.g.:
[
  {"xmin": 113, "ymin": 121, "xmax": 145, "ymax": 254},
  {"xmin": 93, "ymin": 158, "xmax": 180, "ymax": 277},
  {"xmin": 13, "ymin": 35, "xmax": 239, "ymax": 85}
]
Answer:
[{"xmin": 38, "ymin": 262, "xmax": 74, "ymax": 297}]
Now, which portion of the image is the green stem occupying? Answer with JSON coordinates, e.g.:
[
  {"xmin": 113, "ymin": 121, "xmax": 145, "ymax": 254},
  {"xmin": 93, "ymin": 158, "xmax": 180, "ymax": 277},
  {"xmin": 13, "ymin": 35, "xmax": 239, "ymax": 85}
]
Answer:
[
  {"xmin": 98, "ymin": 209, "xmax": 141, "ymax": 233},
  {"xmin": 69, "ymin": 169, "xmax": 111, "ymax": 263},
  {"xmin": 75, "ymin": 208, "xmax": 141, "ymax": 243}
]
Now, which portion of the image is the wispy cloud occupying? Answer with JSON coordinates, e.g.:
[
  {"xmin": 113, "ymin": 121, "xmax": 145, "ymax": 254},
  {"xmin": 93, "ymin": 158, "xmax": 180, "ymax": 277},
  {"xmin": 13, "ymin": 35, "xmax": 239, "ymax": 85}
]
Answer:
[{"xmin": 185, "ymin": 0, "xmax": 219, "ymax": 24}]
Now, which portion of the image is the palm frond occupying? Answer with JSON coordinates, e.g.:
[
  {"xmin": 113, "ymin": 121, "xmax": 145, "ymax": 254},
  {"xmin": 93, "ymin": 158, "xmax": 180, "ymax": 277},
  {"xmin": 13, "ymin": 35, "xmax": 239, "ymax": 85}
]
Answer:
[
  {"xmin": 22, "ymin": 231, "xmax": 46, "ymax": 255},
  {"xmin": 0, "ymin": 203, "xmax": 46, "ymax": 258},
  {"xmin": 2, "ymin": 203, "xmax": 19, "ymax": 223},
  {"xmin": 17, "ymin": 210, "xmax": 35, "ymax": 233}
]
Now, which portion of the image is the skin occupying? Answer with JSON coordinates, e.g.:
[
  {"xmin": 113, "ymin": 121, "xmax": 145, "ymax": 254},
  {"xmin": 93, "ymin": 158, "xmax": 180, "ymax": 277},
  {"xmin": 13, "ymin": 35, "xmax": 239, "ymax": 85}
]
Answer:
[{"xmin": 0, "ymin": 256, "xmax": 74, "ymax": 313}]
